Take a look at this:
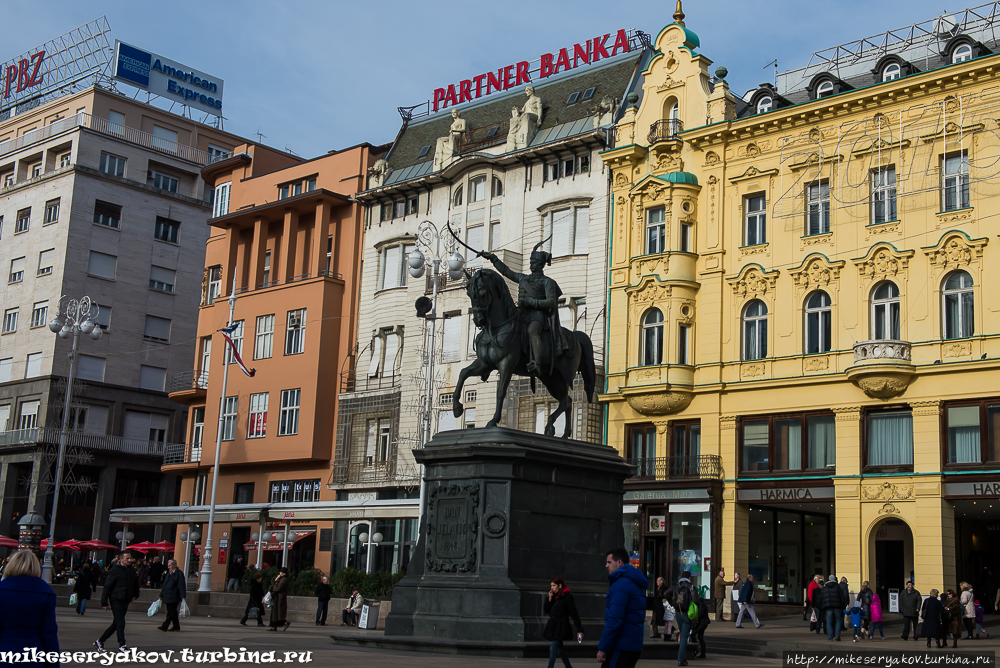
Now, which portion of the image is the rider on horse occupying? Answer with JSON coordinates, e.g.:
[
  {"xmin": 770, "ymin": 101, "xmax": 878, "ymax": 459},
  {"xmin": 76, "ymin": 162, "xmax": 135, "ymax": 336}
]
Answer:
[{"xmin": 479, "ymin": 241, "xmax": 569, "ymax": 375}]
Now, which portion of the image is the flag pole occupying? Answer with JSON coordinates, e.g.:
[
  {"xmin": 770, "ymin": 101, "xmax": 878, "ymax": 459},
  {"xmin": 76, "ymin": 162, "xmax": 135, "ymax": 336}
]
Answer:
[{"xmin": 199, "ymin": 277, "xmax": 237, "ymax": 592}]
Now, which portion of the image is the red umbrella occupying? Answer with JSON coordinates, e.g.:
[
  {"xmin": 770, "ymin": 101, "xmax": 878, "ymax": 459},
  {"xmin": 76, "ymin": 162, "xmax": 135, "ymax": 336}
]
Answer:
[
  {"xmin": 125, "ymin": 541, "xmax": 155, "ymax": 552},
  {"xmin": 144, "ymin": 541, "xmax": 175, "ymax": 552},
  {"xmin": 78, "ymin": 540, "xmax": 119, "ymax": 551},
  {"xmin": 0, "ymin": 537, "xmax": 18, "ymax": 548},
  {"xmin": 40, "ymin": 539, "xmax": 82, "ymax": 551}
]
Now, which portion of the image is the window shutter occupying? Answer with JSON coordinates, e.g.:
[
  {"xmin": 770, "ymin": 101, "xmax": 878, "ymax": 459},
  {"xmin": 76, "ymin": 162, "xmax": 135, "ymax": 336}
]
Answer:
[
  {"xmin": 88, "ymin": 251, "xmax": 117, "ymax": 279},
  {"xmin": 10, "ymin": 257, "xmax": 24, "ymax": 274},
  {"xmin": 383, "ymin": 333, "xmax": 400, "ymax": 376},
  {"xmin": 76, "ymin": 354, "xmax": 106, "ymax": 382},
  {"xmin": 442, "ymin": 317, "xmax": 461, "ymax": 362},
  {"xmin": 150, "ymin": 266, "xmax": 176, "ymax": 284},
  {"xmin": 144, "ymin": 315, "xmax": 171, "ymax": 341},
  {"xmin": 83, "ymin": 405, "xmax": 108, "ymax": 435},
  {"xmin": 382, "ymin": 246, "xmax": 401, "ymax": 289},
  {"xmin": 367, "ymin": 336, "xmax": 383, "ymax": 377},
  {"xmin": 123, "ymin": 410, "xmax": 152, "ymax": 440},
  {"xmin": 574, "ymin": 206, "xmax": 589, "ymax": 254},
  {"xmin": 138, "ymin": 365, "xmax": 166, "ymax": 391},
  {"xmin": 551, "ymin": 209, "xmax": 574, "ymax": 256},
  {"xmin": 0, "ymin": 405, "xmax": 9, "ymax": 431}
]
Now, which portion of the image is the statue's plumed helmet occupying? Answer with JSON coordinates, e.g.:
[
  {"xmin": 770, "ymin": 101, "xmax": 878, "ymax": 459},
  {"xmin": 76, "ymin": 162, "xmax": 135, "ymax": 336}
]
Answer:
[{"xmin": 531, "ymin": 239, "xmax": 552, "ymax": 266}]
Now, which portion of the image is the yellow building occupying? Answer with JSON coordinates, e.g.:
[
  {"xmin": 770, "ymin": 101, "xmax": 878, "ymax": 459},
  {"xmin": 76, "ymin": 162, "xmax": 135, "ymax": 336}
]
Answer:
[{"xmin": 601, "ymin": 3, "xmax": 1000, "ymax": 605}]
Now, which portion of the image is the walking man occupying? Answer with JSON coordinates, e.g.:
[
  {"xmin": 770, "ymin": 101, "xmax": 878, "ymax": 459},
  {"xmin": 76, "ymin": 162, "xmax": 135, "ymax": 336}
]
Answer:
[
  {"xmin": 596, "ymin": 547, "xmax": 647, "ymax": 668},
  {"xmin": 157, "ymin": 559, "xmax": 185, "ymax": 632},
  {"xmin": 95, "ymin": 552, "xmax": 140, "ymax": 653},
  {"xmin": 735, "ymin": 573, "xmax": 763, "ymax": 629},
  {"xmin": 900, "ymin": 580, "xmax": 922, "ymax": 641},
  {"xmin": 315, "ymin": 576, "xmax": 331, "ymax": 626},
  {"xmin": 713, "ymin": 568, "xmax": 727, "ymax": 621},
  {"xmin": 342, "ymin": 588, "xmax": 363, "ymax": 626},
  {"xmin": 820, "ymin": 574, "xmax": 847, "ymax": 641},
  {"xmin": 226, "ymin": 556, "xmax": 245, "ymax": 593},
  {"xmin": 675, "ymin": 570, "xmax": 698, "ymax": 665}
]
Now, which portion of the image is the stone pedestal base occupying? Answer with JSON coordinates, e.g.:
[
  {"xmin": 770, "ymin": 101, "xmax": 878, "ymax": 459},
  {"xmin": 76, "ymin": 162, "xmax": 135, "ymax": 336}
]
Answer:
[{"xmin": 384, "ymin": 427, "xmax": 631, "ymax": 643}]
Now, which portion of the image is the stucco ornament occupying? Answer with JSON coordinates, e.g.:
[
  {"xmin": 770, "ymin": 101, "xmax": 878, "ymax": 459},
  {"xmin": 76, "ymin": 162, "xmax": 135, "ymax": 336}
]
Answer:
[
  {"xmin": 623, "ymin": 391, "xmax": 693, "ymax": 415},
  {"xmin": 505, "ymin": 86, "xmax": 544, "ymax": 152},
  {"xmin": 368, "ymin": 158, "xmax": 392, "ymax": 188},
  {"xmin": 791, "ymin": 256, "xmax": 844, "ymax": 292},
  {"xmin": 854, "ymin": 244, "xmax": 914, "ymax": 283},
  {"xmin": 433, "ymin": 109, "xmax": 467, "ymax": 170},
  {"xmin": 923, "ymin": 233, "xmax": 987, "ymax": 269},
  {"xmin": 590, "ymin": 95, "xmax": 618, "ymax": 127},
  {"xmin": 862, "ymin": 481, "xmax": 914, "ymax": 501},
  {"xmin": 728, "ymin": 266, "xmax": 778, "ymax": 297},
  {"xmin": 855, "ymin": 376, "xmax": 911, "ymax": 399}
]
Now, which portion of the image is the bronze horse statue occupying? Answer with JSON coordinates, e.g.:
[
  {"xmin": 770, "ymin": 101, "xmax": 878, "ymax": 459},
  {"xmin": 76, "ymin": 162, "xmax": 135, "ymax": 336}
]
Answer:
[{"xmin": 452, "ymin": 268, "xmax": 597, "ymax": 438}]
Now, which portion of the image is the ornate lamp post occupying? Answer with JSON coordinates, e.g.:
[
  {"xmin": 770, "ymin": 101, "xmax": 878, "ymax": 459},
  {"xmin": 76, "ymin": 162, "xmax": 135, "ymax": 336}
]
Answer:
[
  {"xmin": 41, "ymin": 295, "xmax": 102, "ymax": 583},
  {"xmin": 358, "ymin": 528, "xmax": 383, "ymax": 573},
  {"xmin": 407, "ymin": 220, "xmax": 465, "ymax": 533}
]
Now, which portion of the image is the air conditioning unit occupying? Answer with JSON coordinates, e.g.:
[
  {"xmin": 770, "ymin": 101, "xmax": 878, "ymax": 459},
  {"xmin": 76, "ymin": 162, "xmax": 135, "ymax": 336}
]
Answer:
[{"xmin": 289, "ymin": 314, "xmax": 301, "ymax": 327}]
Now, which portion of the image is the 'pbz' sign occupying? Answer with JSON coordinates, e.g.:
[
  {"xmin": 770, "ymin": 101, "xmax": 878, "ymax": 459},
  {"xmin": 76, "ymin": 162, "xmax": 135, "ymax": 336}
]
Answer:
[{"xmin": 4, "ymin": 51, "xmax": 44, "ymax": 99}]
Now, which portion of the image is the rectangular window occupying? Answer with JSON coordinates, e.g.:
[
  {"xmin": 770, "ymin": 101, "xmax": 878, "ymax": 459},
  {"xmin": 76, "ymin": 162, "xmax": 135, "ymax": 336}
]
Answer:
[
  {"xmin": 93, "ymin": 200, "xmax": 121, "ymax": 228},
  {"xmin": 646, "ymin": 207, "xmax": 665, "ymax": 254},
  {"xmin": 59, "ymin": 152, "xmax": 71, "ymax": 168},
  {"xmin": 30, "ymin": 302, "xmax": 47, "ymax": 328},
  {"xmin": 292, "ymin": 182, "xmax": 302, "ymax": 197},
  {"xmin": 285, "ymin": 309, "xmax": 305, "ymax": 355},
  {"xmin": 625, "ymin": 424, "xmax": 657, "ymax": 477},
  {"xmin": 95, "ymin": 305, "xmax": 111, "ymax": 331},
  {"xmin": 406, "ymin": 196, "xmax": 418, "ymax": 215},
  {"xmin": 943, "ymin": 152, "xmax": 970, "ymax": 211},
  {"xmin": 544, "ymin": 206, "xmax": 588, "ymax": 257},
  {"xmin": 470, "ymin": 176, "xmax": 487, "ymax": 202},
  {"xmin": 745, "ymin": 195, "xmax": 766, "ymax": 245},
  {"xmin": 278, "ymin": 185, "xmax": 289, "ymax": 200},
  {"xmin": 76, "ymin": 354, "xmax": 106, "ymax": 382},
  {"xmin": 562, "ymin": 158, "xmax": 575, "ymax": 178},
  {"xmin": 233, "ymin": 483, "xmax": 254, "ymax": 505},
  {"xmin": 9, "ymin": 257, "xmax": 24, "ymax": 283},
  {"xmin": 150, "ymin": 171, "xmax": 178, "ymax": 193},
  {"xmin": 99, "ymin": 152, "xmax": 126, "ymax": 177},
  {"xmin": 153, "ymin": 217, "xmax": 180, "ymax": 243},
  {"xmin": 2, "ymin": 308, "xmax": 17, "ymax": 333},
  {"xmin": 30, "ymin": 163, "xmax": 41, "ymax": 178},
  {"xmin": 15, "ymin": 208, "xmax": 29, "ymax": 234},
  {"xmin": 255, "ymin": 314, "xmax": 274, "ymax": 360},
  {"xmin": 678, "ymin": 324, "xmax": 690, "ymax": 365},
  {"xmin": 379, "ymin": 244, "xmax": 411, "ymax": 290},
  {"xmin": 151, "ymin": 124, "xmax": 178, "ymax": 151},
  {"xmin": 88, "ymin": 251, "xmax": 117, "ymax": 280},
  {"xmin": 36, "ymin": 249, "xmax": 54, "ymax": 276},
  {"xmin": 262, "ymin": 250, "xmax": 272, "ymax": 286},
  {"xmin": 466, "ymin": 225, "xmax": 484, "ymax": 268},
  {"xmin": 806, "ymin": 182, "xmax": 830, "ymax": 235},
  {"xmin": 17, "ymin": 400, "xmax": 39, "ymax": 429},
  {"xmin": 2, "ymin": 173, "xmax": 12, "ymax": 187},
  {"xmin": 138, "ymin": 365, "xmax": 166, "ymax": 391},
  {"xmin": 226, "ymin": 321, "xmax": 244, "ymax": 364},
  {"xmin": 44, "ymin": 199, "xmax": 59, "ymax": 224},
  {"xmin": 212, "ymin": 182, "xmax": 231, "ymax": 218},
  {"xmin": 0, "ymin": 358, "xmax": 11, "ymax": 382},
  {"xmin": 207, "ymin": 266, "xmax": 222, "ymax": 303},
  {"xmin": 741, "ymin": 413, "xmax": 836, "ymax": 474},
  {"xmin": 742, "ymin": 420, "xmax": 770, "ymax": 472},
  {"xmin": 867, "ymin": 410, "xmax": 913, "ymax": 467},
  {"xmin": 191, "ymin": 407, "xmax": 205, "ymax": 458},
  {"xmin": 579, "ymin": 154, "xmax": 591, "ymax": 173},
  {"xmin": 544, "ymin": 163, "xmax": 559, "ymax": 182},
  {"xmin": 947, "ymin": 405, "xmax": 980, "ymax": 464},
  {"xmin": 247, "ymin": 393, "xmax": 268, "ymax": 438},
  {"xmin": 107, "ymin": 110, "xmax": 125, "ymax": 133},
  {"xmin": 442, "ymin": 315, "xmax": 461, "ymax": 362},
  {"xmin": 807, "ymin": 414, "xmax": 836, "ymax": 469},
  {"xmin": 207, "ymin": 144, "xmax": 231, "ymax": 162},
  {"xmin": 25, "ymin": 353, "xmax": 41, "ymax": 378},
  {"xmin": 871, "ymin": 167, "xmax": 897, "ymax": 224},
  {"xmin": 306, "ymin": 177, "xmax": 316, "ymax": 192},
  {"xmin": 222, "ymin": 396, "xmax": 238, "ymax": 440},
  {"xmin": 680, "ymin": 222, "xmax": 692, "ymax": 253},
  {"xmin": 143, "ymin": 315, "xmax": 171, "ymax": 342},
  {"xmin": 279, "ymin": 389, "xmax": 300, "ymax": 436},
  {"xmin": 149, "ymin": 265, "xmax": 175, "ymax": 292}
]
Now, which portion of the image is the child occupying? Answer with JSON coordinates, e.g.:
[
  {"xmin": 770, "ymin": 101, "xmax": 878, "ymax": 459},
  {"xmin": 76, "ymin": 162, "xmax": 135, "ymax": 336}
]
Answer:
[
  {"xmin": 850, "ymin": 602, "xmax": 864, "ymax": 642},
  {"xmin": 663, "ymin": 598, "xmax": 676, "ymax": 642},
  {"xmin": 975, "ymin": 599, "xmax": 988, "ymax": 639},
  {"xmin": 870, "ymin": 593, "xmax": 886, "ymax": 640}
]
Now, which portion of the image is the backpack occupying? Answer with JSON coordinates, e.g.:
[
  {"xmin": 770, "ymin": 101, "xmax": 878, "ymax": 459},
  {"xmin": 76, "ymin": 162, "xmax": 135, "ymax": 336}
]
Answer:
[{"xmin": 675, "ymin": 581, "xmax": 699, "ymax": 621}]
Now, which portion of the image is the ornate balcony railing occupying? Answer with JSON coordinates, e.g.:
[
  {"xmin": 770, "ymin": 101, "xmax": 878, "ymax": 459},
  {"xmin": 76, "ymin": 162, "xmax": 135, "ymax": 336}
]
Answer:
[
  {"xmin": 163, "ymin": 442, "xmax": 202, "ymax": 465},
  {"xmin": 340, "ymin": 370, "xmax": 401, "ymax": 394},
  {"xmin": 648, "ymin": 118, "xmax": 683, "ymax": 144},
  {"xmin": 625, "ymin": 455, "xmax": 722, "ymax": 482},
  {"xmin": 853, "ymin": 339, "xmax": 911, "ymax": 364},
  {"xmin": 458, "ymin": 120, "xmax": 510, "ymax": 153},
  {"xmin": 169, "ymin": 369, "xmax": 209, "ymax": 393},
  {"xmin": 329, "ymin": 460, "xmax": 420, "ymax": 485},
  {"xmin": 0, "ymin": 427, "xmax": 172, "ymax": 457}
]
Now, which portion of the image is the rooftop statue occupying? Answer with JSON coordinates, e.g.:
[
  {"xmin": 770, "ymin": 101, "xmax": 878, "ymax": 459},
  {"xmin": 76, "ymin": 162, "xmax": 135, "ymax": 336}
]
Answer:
[
  {"xmin": 505, "ymin": 86, "xmax": 544, "ymax": 152},
  {"xmin": 433, "ymin": 109, "xmax": 467, "ymax": 171}
]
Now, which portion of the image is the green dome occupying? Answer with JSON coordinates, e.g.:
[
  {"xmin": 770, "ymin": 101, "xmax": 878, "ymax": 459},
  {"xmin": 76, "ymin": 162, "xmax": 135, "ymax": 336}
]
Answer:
[
  {"xmin": 679, "ymin": 25, "xmax": 700, "ymax": 48},
  {"xmin": 657, "ymin": 171, "xmax": 699, "ymax": 186}
]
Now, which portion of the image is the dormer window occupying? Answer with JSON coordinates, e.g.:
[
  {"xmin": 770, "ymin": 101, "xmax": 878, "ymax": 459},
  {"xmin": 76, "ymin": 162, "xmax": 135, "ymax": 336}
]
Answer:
[
  {"xmin": 567, "ymin": 92, "xmax": 580, "ymax": 105},
  {"xmin": 582, "ymin": 87, "xmax": 596, "ymax": 101},
  {"xmin": 952, "ymin": 43, "xmax": 973, "ymax": 63},
  {"xmin": 882, "ymin": 63, "xmax": 901, "ymax": 82},
  {"xmin": 816, "ymin": 81, "xmax": 835, "ymax": 98},
  {"xmin": 757, "ymin": 97, "xmax": 773, "ymax": 114},
  {"xmin": 418, "ymin": 145, "xmax": 431, "ymax": 159}
]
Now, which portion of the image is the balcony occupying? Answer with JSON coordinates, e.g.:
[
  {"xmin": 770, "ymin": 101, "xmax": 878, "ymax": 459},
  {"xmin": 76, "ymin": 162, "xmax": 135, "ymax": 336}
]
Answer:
[
  {"xmin": 167, "ymin": 369, "xmax": 208, "ymax": 405},
  {"xmin": 648, "ymin": 119, "xmax": 683, "ymax": 145},
  {"xmin": 847, "ymin": 339, "xmax": 915, "ymax": 399},
  {"xmin": 163, "ymin": 442, "xmax": 202, "ymax": 465},
  {"xmin": 329, "ymin": 460, "xmax": 420, "ymax": 486},
  {"xmin": 625, "ymin": 455, "xmax": 722, "ymax": 482},
  {"xmin": 340, "ymin": 371, "xmax": 401, "ymax": 394},
  {"xmin": 0, "ymin": 427, "xmax": 172, "ymax": 457}
]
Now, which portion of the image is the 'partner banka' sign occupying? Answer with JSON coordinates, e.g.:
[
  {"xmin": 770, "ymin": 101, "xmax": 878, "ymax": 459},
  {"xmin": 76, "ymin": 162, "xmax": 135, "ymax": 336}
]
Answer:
[{"xmin": 432, "ymin": 29, "xmax": 631, "ymax": 112}]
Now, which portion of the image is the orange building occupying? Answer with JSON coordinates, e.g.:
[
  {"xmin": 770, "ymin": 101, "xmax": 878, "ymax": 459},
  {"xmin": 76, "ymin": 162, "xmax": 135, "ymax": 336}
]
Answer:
[{"xmin": 111, "ymin": 140, "xmax": 396, "ymax": 589}]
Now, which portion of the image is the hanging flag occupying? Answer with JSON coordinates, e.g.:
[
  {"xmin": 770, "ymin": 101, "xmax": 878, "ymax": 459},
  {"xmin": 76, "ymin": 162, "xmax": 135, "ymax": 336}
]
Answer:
[{"xmin": 219, "ymin": 323, "xmax": 255, "ymax": 378}]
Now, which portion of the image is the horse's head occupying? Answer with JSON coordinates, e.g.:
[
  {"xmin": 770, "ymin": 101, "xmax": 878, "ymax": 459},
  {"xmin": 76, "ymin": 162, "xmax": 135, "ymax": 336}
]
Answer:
[{"xmin": 466, "ymin": 270, "xmax": 491, "ymax": 328}]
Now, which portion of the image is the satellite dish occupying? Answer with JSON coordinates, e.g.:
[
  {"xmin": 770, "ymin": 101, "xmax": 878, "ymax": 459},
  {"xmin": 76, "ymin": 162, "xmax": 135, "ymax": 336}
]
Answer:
[
  {"xmin": 415, "ymin": 296, "xmax": 432, "ymax": 317},
  {"xmin": 935, "ymin": 14, "xmax": 958, "ymax": 37}
]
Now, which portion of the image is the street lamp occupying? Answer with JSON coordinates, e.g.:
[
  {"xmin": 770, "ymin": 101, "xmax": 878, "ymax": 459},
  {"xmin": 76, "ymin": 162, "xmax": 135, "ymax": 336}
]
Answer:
[
  {"xmin": 115, "ymin": 530, "xmax": 134, "ymax": 551},
  {"xmin": 40, "ymin": 295, "xmax": 102, "ymax": 583},
  {"xmin": 409, "ymin": 221, "xmax": 465, "ymax": 535},
  {"xmin": 358, "ymin": 529, "xmax": 383, "ymax": 573}
]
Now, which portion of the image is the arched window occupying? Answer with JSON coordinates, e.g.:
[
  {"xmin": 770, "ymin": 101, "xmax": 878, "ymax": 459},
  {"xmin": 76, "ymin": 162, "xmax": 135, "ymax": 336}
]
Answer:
[
  {"xmin": 492, "ymin": 176, "xmax": 503, "ymax": 198},
  {"xmin": 872, "ymin": 282, "xmax": 900, "ymax": 340},
  {"xmin": 641, "ymin": 309, "xmax": 663, "ymax": 366},
  {"xmin": 882, "ymin": 63, "xmax": 901, "ymax": 82},
  {"xmin": 742, "ymin": 300, "xmax": 768, "ymax": 361},
  {"xmin": 453, "ymin": 185, "xmax": 463, "ymax": 207},
  {"xmin": 952, "ymin": 43, "xmax": 974, "ymax": 63},
  {"xmin": 756, "ymin": 96, "xmax": 772, "ymax": 114},
  {"xmin": 805, "ymin": 291, "xmax": 832, "ymax": 354},
  {"xmin": 668, "ymin": 101, "xmax": 680, "ymax": 136},
  {"xmin": 943, "ymin": 270, "xmax": 974, "ymax": 339},
  {"xmin": 816, "ymin": 80, "xmax": 835, "ymax": 98}
]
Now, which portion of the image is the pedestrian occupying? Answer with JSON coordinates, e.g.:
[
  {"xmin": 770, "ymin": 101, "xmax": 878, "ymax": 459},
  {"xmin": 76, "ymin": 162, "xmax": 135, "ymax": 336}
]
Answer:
[
  {"xmin": 136, "ymin": 558, "xmax": 149, "ymax": 588},
  {"xmin": 342, "ymin": 587, "xmax": 363, "ymax": 626},
  {"xmin": 227, "ymin": 556, "xmax": 245, "ymax": 593},
  {"xmin": 73, "ymin": 563, "xmax": 95, "ymax": 615},
  {"xmin": 811, "ymin": 576, "xmax": 825, "ymax": 635},
  {"xmin": 729, "ymin": 572, "xmax": 742, "ymax": 620},
  {"xmin": 315, "ymin": 575, "xmax": 331, "ymax": 626},
  {"xmin": 596, "ymin": 547, "xmax": 646, "ymax": 668},
  {"xmin": 543, "ymin": 576, "xmax": 583, "ymax": 668},
  {"xmin": 713, "ymin": 568, "xmax": 727, "ymax": 622},
  {"xmin": 735, "ymin": 573, "xmax": 763, "ymax": 629},
  {"xmin": 0, "ymin": 550, "xmax": 59, "ymax": 666},
  {"xmin": 899, "ymin": 580, "xmax": 922, "ymax": 641},
  {"xmin": 806, "ymin": 575, "xmax": 821, "ymax": 628},
  {"xmin": 95, "ymin": 551, "xmax": 140, "ymax": 653},
  {"xmin": 147, "ymin": 556, "xmax": 164, "ymax": 589},
  {"xmin": 662, "ymin": 590, "xmax": 676, "ymax": 642},
  {"xmin": 240, "ymin": 572, "xmax": 265, "ymax": 626},
  {"xmin": 267, "ymin": 567, "xmax": 290, "ymax": 632},
  {"xmin": 849, "ymin": 601, "xmax": 864, "ymax": 642},
  {"xmin": 975, "ymin": 599, "xmax": 987, "ymax": 638},
  {"xmin": 869, "ymin": 592, "xmax": 886, "ymax": 640},
  {"xmin": 651, "ymin": 576, "xmax": 667, "ymax": 638},
  {"xmin": 920, "ymin": 588, "xmax": 944, "ymax": 648},
  {"xmin": 820, "ymin": 574, "xmax": 846, "ymax": 641},
  {"xmin": 960, "ymin": 582, "xmax": 975, "ymax": 640},
  {"xmin": 157, "ymin": 559, "xmax": 185, "ymax": 632},
  {"xmin": 840, "ymin": 577, "xmax": 850, "ymax": 630},
  {"xmin": 944, "ymin": 589, "xmax": 961, "ymax": 648},
  {"xmin": 674, "ymin": 570, "xmax": 699, "ymax": 665},
  {"xmin": 856, "ymin": 580, "xmax": 873, "ymax": 637},
  {"xmin": 689, "ymin": 594, "xmax": 711, "ymax": 660}
]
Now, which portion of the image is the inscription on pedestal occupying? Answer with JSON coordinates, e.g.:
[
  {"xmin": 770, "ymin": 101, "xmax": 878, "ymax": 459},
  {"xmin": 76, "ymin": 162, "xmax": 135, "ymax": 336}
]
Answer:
[{"xmin": 426, "ymin": 483, "xmax": 480, "ymax": 573}]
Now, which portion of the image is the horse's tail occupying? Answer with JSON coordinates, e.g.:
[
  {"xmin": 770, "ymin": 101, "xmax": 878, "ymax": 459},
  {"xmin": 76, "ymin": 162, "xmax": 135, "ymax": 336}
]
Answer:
[{"xmin": 574, "ymin": 330, "xmax": 597, "ymax": 403}]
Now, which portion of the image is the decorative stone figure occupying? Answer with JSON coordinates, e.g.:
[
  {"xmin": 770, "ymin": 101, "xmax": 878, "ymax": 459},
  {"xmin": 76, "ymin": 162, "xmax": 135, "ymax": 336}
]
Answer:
[
  {"xmin": 368, "ymin": 158, "xmax": 391, "ymax": 188},
  {"xmin": 504, "ymin": 86, "xmax": 544, "ymax": 152},
  {"xmin": 433, "ymin": 109, "xmax": 467, "ymax": 171},
  {"xmin": 590, "ymin": 95, "xmax": 618, "ymax": 127}
]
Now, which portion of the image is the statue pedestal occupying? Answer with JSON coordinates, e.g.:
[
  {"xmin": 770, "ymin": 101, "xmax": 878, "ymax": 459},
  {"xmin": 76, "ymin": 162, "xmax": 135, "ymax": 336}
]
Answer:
[{"xmin": 384, "ymin": 427, "xmax": 632, "ymax": 645}]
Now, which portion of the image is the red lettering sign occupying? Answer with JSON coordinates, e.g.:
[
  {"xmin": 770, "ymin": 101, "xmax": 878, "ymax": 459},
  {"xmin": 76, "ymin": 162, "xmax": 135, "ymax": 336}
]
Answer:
[
  {"xmin": 121, "ymin": 516, "xmax": 131, "ymax": 522},
  {"xmin": 235, "ymin": 513, "xmax": 246, "ymax": 520},
  {"xmin": 4, "ymin": 50, "xmax": 43, "ymax": 99},
  {"xmin": 284, "ymin": 511, "xmax": 295, "ymax": 518}
]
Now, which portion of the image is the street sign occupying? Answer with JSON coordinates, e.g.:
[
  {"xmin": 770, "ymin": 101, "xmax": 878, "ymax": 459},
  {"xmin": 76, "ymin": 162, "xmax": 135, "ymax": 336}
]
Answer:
[{"xmin": 889, "ymin": 589, "xmax": 899, "ymax": 613}]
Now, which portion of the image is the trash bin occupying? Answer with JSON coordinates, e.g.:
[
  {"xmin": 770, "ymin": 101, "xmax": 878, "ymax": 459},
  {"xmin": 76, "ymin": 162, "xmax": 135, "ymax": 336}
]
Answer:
[{"xmin": 358, "ymin": 600, "xmax": 380, "ymax": 629}]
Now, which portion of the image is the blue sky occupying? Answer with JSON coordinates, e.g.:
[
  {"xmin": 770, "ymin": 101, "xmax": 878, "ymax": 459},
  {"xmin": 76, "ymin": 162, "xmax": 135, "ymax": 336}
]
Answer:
[{"xmin": 5, "ymin": 0, "xmax": 971, "ymax": 156}]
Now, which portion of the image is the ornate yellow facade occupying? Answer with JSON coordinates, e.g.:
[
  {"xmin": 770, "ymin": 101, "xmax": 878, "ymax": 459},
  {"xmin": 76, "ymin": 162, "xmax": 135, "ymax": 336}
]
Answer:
[{"xmin": 601, "ymin": 5, "xmax": 1000, "ymax": 603}]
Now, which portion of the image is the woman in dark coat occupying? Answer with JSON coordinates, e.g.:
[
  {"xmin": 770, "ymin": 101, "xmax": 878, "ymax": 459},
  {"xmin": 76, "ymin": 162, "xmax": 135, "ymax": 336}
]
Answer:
[
  {"xmin": 921, "ymin": 588, "xmax": 944, "ymax": 648},
  {"xmin": 543, "ymin": 577, "xmax": 583, "ymax": 668},
  {"xmin": 944, "ymin": 589, "xmax": 962, "ymax": 647},
  {"xmin": 690, "ymin": 596, "xmax": 712, "ymax": 659},
  {"xmin": 268, "ymin": 567, "xmax": 290, "ymax": 631},
  {"xmin": 73, "ymin": 563, "xmax": 96, "ymax": 615},
  {"xmin": 240, "ymin": 572, "xmax": 265, "ymax": 626},
  {"xmin": 651, "ymin": 577, "xmax": 668, "ymax": 639},
  {"xmin": 0, "ymin": 550, "xmax": 59, "ymax": 667}
]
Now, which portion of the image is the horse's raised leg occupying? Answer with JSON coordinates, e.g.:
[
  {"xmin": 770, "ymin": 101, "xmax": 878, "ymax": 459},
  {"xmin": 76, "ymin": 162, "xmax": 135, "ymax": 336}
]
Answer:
[
  {"xmin": 453, "ymin": 359, "xmax": 490, "ymax": 418},
  {"xmin": 559, "ymin": 393, "xmax": 573, "ymax": 439},
  {"xmin": 542, "ymin": 376, "xmax": 568, "ymax": 437},
  {"xmin": 488, "ymin": 357, "xmax": 514, "ymax": 428}
]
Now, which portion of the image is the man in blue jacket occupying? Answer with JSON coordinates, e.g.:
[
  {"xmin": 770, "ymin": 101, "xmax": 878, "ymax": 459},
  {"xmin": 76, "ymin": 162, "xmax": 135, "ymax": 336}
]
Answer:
[{"xmin": 597, "ymin": 547, "xmax": 647, "ymax": 668}]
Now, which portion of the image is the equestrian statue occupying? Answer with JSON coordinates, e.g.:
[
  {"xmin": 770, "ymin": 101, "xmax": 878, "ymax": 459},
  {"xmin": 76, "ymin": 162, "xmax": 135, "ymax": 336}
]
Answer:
[{"xmin": 450, "ymin": 229, "xmax": 597, "ymax": 438}]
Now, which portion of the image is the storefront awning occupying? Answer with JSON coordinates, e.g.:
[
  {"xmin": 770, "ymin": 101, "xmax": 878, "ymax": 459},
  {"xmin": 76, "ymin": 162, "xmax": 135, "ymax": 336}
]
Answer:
[
  {"xmin": 669, "ymin": 503, "xmax": 711, "ymax": 513},
  {"xmin": 108, "ymin": 499, "xmax": 419, "ymax": 525},
  {"xmin": 243, "ymin": 530, "xmax": 316, "ymax": 552},
  {"xmin": 109, "ymin": 504, "xmax": 264, "ymax": 524}
]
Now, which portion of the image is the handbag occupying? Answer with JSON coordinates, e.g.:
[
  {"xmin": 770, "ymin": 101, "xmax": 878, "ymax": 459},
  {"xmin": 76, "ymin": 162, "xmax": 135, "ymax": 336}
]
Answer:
[
  {"xmin": 262, "ymin": 591, "xmax": 272, "ymax": 607},
  {"xmin": 68, "ymin": 593, "xmax": 78, "ymax": 606},
  {"xmin": 732, "ymin": 588, "xmax": 739, "ymax": 601},
  {"xmin": 248, "ymin": 605, "xmax": 259, "ymax": 620}
]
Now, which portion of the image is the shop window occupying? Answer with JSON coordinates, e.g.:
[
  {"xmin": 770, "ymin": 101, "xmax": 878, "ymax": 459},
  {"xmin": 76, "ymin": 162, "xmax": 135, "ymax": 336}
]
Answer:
[
  {"xmin": 866, "ymin": 409, "xmax": 913, "ymax": 468},
  {"xmin": 742, "ymin": 300, "xmax": 768, "ymax": 360},
  {"xmin": 871, "ymin": 167, "xmax": 897, "ymax": 224},
  {"xmin": 871, "ymin": 282, "xmax": 900, "ymax": 340},
  {"xmin": 641, "ymin": 308, "xmax": 663, "ymax": 366},
  {"xmin": 804, "ymin": 291, "xmax": 832, "ymax": 354},
  {"xmin": 747, "ymin": 507, "xmax": 829, "ymax": 604},
  {"xmin": 944, "ymin": 400, "xmax": 1000, "ymax": 465},
  {"xmin": 646, "ymin": 206, "xmax": 665, "ymax": 254},
  {"xmin": 740, "ymin": 413, "xmax": 836, "ymax": 474},
  {"xmin": 744, "ymin": 195, "xmax": 766, "ymax": 246},
  {"xmin": 942, "ymin": 270, "xmax": 974, "ymax": 339},
  {"xmin": 671, "ymin": 512, "xmax": 710, "ymax": 596},
  {"xmin": 626, "ymin": 423, "xmax": 657, "ymax": 477}
]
